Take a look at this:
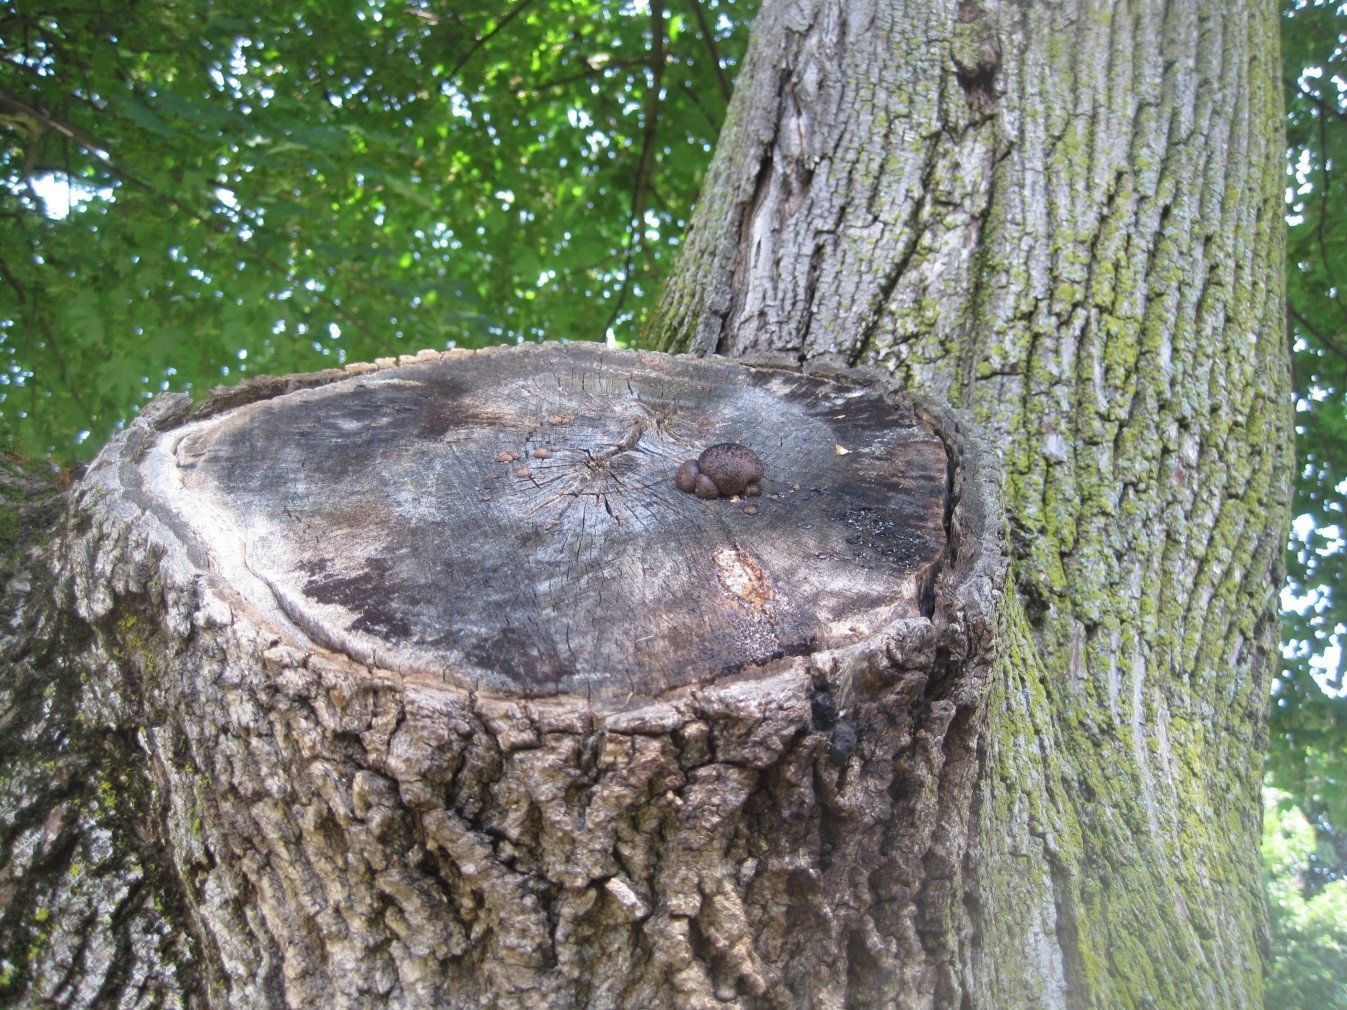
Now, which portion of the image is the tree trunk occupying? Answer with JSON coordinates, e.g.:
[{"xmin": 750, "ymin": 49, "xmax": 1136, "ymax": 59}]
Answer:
[
  {"xmin": 654, "ymin": 0, "xmax": 1289, "ymax": 1007},
  {"xmin": 0, "ymin": 457, "xmax": 199, "ymax": 1009},
  {"xmin": 0, "ymin": 1, "xmax": 1291, "ymax": 1009},
  {"xmin": 7, "ymin": 345, "xmax": 1004, "ymax": 1009}
]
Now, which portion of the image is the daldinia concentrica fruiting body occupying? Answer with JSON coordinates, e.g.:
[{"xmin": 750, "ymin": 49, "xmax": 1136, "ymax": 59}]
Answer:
[
  {"xmin": 674, "ymin": 459, "xmax": 701, "ymax": 494},
  {"xmin": 672, "ymin": 443, "xmax": 764, "ymax": 500}
]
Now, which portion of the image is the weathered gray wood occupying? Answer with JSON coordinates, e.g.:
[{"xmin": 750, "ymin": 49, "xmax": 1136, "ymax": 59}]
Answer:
[
  {"xmin": 60, "ymin": 343, "xmax": 1006, "ymax": 1009},
  {"xmin": 148, "ymin": 342, "xmax": 949, "ymax": 700}
]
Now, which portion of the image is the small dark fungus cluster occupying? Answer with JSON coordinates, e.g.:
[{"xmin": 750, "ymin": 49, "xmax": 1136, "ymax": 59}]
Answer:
[{"xmin": 675, "ymin": 443, "xmax": 764, "ymax": 500}]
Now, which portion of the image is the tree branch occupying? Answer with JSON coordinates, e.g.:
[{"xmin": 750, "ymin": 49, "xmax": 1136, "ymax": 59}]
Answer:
[
  {"xmin": 1290, "ymin": 76, "xmax": 1347, "ymax": 126},
  {"xmin": 528, "ymin": 57, "xmax": 648, "ymax": 96},
  {"xmin": 445, "ymin": 0, "xmax": 539, "ymax": 83},
  {"xmin": 1311, "ymin": 109, "xmax": 1347, "ymax": 330},
  {"xmin": 0, "ymin": 87, "xmax": 378, "ymax": 343},
  {"xmin": 677, "ymin": 78, "xmax": 720, "ymax": 133},
  {"xmin": 0, "ymin": 249, "xmax": 93, "ymax": 427},
  {"xmin": 605, "ymin": 0, "xmax": 666, "ymax": 337},
  {"xmin": 685, "ymin": 0, "xmax": 732, "ymax": 103},
  {"xmin": 1290, "ymin": 302, "xmax": 1347, "ymax": 365},
  {"xmin": 0, "ymin": 86, "xmax": 105, "ymax": 157},
  {"xmin": 630, "ymin": 0, "xmax": 666, "ymax": 230}
]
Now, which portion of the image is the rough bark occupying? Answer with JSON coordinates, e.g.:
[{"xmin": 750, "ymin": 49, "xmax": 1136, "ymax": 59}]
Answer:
[
  {"xmin": 0, "ymin": 0, "xmax": 1292, "ymax": 1006},
  {"xmin": 654, "ymin": 0, "xmax": 1290, "ymax": 1007},
  {"xmin": 5, "ymin": 344, "xmax": 1005, "ymax": 1009},
  {"xmin": 0, "ymin": 457, "xmax": 199, "ymax": 1009}
]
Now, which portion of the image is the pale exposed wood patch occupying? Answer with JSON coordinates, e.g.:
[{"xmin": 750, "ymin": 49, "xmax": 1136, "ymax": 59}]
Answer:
[{"xmin": 712, "ymin": 545, "xmax": 776, "ymax": 610}]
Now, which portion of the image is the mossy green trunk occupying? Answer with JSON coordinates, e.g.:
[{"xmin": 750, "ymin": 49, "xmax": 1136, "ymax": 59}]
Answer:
[{"xmin": 653, "ymin": 1, "xmax": 1290, "ymax": 1006}]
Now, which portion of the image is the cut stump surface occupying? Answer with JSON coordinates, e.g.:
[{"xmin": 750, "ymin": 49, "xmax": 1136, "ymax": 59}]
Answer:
[
  {"xmin": 151, "ymin": 343, "xmax": 949, "ymax": 700},
  {"xmin": 69, "ymin": 342, "xmax": 1004, "ymax": 1009}
]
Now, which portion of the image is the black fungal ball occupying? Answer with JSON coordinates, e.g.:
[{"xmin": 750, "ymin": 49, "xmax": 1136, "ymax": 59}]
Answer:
[
  {"xmin": 697, "ymin": 443, "xmax": 765, "ymax": 497},
  {"xmin": 694, "ymin": 474, "xmax": 720, "ymax": 499},
  {"xmin": 674, "ymin": 459, "xmax": 700, "ymax": 493}
]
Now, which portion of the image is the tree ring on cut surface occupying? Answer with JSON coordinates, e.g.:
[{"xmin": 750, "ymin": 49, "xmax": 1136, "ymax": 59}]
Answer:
[{"xmin": 138, "ymin": 342, "xmax": 951, "ymax": 701}]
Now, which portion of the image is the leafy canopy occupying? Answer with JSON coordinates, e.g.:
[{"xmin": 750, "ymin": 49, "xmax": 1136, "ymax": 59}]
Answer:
[
  {"xmin": 1278, "ymin": 0, "xmax": 1347, "ymax": 891},
  {"xmin": 1263, "ymin": 790, "xmax": 1347, "ymax": 1010},
  {"xmin": 0, "ymin": 0, "xmax": 750, "ymax": 458}
]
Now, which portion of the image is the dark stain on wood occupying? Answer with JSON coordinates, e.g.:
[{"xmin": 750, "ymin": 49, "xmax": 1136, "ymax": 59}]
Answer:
[{"xmin": 173, "ymin": 343, "xmax": 948, "ymax": 700}]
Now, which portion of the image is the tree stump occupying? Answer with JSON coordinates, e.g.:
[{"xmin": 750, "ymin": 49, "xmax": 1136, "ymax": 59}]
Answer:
[{"xmin": 67, "ymin": 342, "xmax": 1005, "ymax": 1009}]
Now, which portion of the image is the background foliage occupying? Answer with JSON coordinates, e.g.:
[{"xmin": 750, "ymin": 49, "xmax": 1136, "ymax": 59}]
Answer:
[
  {"xmin": 1279, "ymin": 0, "xmax": 1347, "ymax": 919},
  {"xmin": 1, "ymin": 0, "xmax": 1343, "ymax": 999},
  {"xmin": 0, "ymin": 0, "xmax": 748, "ymax": 457},
  {"xmin": 1264, "ymin": 789, "xmax": 1347, "ymax": 1009}
]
